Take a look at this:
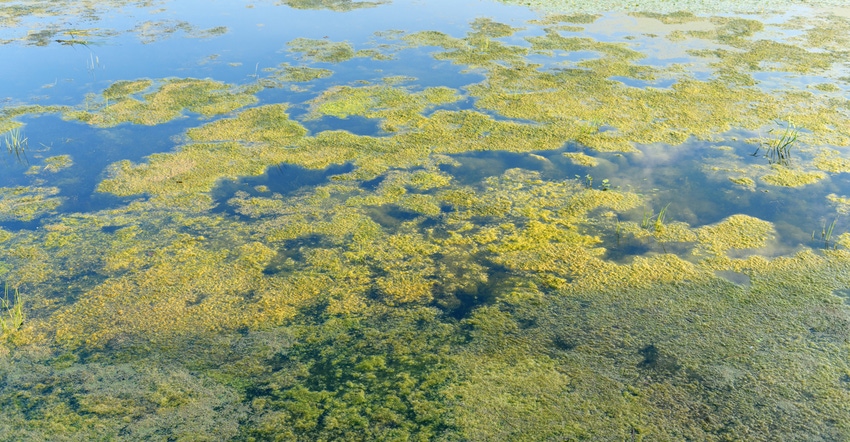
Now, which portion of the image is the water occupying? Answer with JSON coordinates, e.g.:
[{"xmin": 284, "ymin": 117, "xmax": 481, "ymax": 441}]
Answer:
[{"xmin": 1, "ymin": 1, "xmax": 850, "ymax": 440}]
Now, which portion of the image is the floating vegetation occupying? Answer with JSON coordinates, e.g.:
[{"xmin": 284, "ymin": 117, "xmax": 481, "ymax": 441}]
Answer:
[
  {"xmin": 133, "ymin": 21, "xmax": 227, "ymax": 44},
  {"xmin": 280, "ymin": 0, "xmax": 389, "ymax": 11},
  {"xmin": 266, "ymin": 63, "xmax": 334, "ymax": 83},
  {"xmin": 760, "ymin": 164, "xmax": 825, "ymax": 187},
  {"xmin": 563, "ymin": 151, "xmax": 598, "ymax": 167},
  {"xmin": 814, "ymin": 148, "xmax": 850, "ymax": 174},
  {"xmin": 1, "ymin": 3, "xmax": 850, "ymax": 440},
  {"xmin": 65, "ymin": 78, "xmax": 259, "ymax": 127},
  {"xmin": 41, "ymin": 155, "xmax": 73, "ymax": 173},
  {"xmin": 287, "ymin": 37, "xmax": 391, "ymax": 63},
  {"xmin": 0, "ymin": 186, "xmax": 62, "ymax": 221}
]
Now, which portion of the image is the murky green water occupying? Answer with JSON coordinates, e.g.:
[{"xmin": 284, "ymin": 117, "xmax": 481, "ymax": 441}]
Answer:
[{"xmin": 2, "ymin": 0, "xmax": 850, "ymax": 440}]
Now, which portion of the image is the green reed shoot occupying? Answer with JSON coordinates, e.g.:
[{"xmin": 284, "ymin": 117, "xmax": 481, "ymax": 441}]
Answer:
[
  {"xmin": 4, "ymin": 127, "xmax": 28, "ymax": 163},
  {"xmin": 823, "ymin": 217, "xmax": 838, "ymax": 243},
  {"xmin": 655, "ymin": 203, "xmax": 670, "ymax": 232},
  {"xmin": 640, "ymin": 203, "xmax": 671, "ymax": 232},
  {"xmin": 752, "ymin": 121, "xmax": 798, "ymax": 166},
  {"xmin": 1, "ymin": 283, "xmax": 25, "ymax": 334},
  {"xmin": 641, "ymin": 207, "xmax": 652, "ymax": 229}
]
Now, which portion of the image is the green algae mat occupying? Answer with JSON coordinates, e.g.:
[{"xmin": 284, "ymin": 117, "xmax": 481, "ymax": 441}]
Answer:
[{"xmin": 1, "ymin": 0, "xmax": 850, "ymax": 439}]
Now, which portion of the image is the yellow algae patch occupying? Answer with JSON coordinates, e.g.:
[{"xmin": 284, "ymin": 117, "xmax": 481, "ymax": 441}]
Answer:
[
  {"xmin": 66, "ymin": 78, "xmax": 259, "ymax": 127},
  {"xmin": 760, "ymin": 165, "xmax": 825, "ymax": 187},
  {"xmin": 287, "ymin": 37, "xmax": 390, "ymax": 63},
  {"xmin": 789, "ymin": 13, "xmax": 850, "ymax": 52},
  {"xmin": 729, "ymin": 176, "xmax": 756, "ymax": 190},
  {"xmin": 103, "ymin": 79, "xmax": 153, "ymax": 100},
  {"xmin": 696, "ymin": 214, "xmax": 775, "ymax": 255},
  {"xmin": 307, "ymin": 84, "xmax": 460, "ymax": 132},
  {"xmin": 630, "ymin": 11, "xmax": 701, "ymax": 25},
  {"xmin": 405, "ymin": 19, "xmax": 527, "ymax": 69},
  {"xmin": 527, "ymin": 30, "xmax": 645, "ymax": 62},
  {"xmin": 266, "ymin": 63, "xmax": 333, "ymax": 83},
  {"xmin": 97, "ymin": 141, "xmax": 304, "ymax": 205},
  {"xmin": 0, "ymin": 186, "xmax": 62, "ymax": 221},
  {"xmin": 42, "ymin": 155, "xmax": 73, "ymax": 172},
  {"xmin": 814, "ymin": 148, "xmax": 850, "ymax": 174},
  {"xmin": 563, "ymin": 151, "xmax": 598, "ymax": 166},
  {"xmin": 469, "ymin": 60, "xmax": 781, "ymax": 151},
  {"xmin": 186, "ymin": 104, "xmax": 307, "ymax": 144},
  {"xmin": 280, "ymin": 0, "xmax": 387, "ymax": 12},
  {"xmin": 534, "ymin": 13, "xmax": 602, "ymax": 25},
  {"xmin": 48, "ymin": 234, "xmax": 305, "ymax": 349},
  {"xmin": 827, "ymin": 193, "xmax": 850, "ymax": 214}
]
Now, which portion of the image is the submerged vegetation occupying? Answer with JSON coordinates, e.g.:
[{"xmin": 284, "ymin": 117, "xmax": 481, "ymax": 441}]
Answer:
[{"xmin": 1, "ymin": 2, "xmax": 850, "ymax": 440}]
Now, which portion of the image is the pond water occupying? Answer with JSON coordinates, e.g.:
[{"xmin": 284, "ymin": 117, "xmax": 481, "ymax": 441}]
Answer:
[{"xmin": 2, "ymin": 0, "xmax": 850, "ymax": 440}]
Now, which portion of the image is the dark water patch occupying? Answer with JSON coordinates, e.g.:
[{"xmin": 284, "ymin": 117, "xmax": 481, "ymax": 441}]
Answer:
[
  {"xmin": 364, "ymin": 204, "xmax": 424, "ymax": 229},
  {"xmin": 2, "ymin": 115, "xmax": 192, "ymax": 216},
  {"xmin": 441, "ymin": 149, "xmax": 576, "ymax": 185},
  {"xmin": 248, "ymin": 162, "xmax": 354, "ymax": 194},
  {"xmin": 834, "ymin": 288, "xmax": 850, "ymax": 305},
  {"xmin": 715, "ymin": 270, "xmax": 752, "ymax": 287},
  {"xmin": 601, "ymin": 237, "xmax": 653, "ymax": 263},
  {"xmin": 301, "ymin": 114, "xmax": 385, "ymax": 136},
  {"xmin": 100, "ymin": 224, "xmax": 124, "ymax": 234},
  {"xmin": 263, "ymin": 234, "xmax": 328, "ymax": 275},
  {"xmin": 360, "ymin": 174, "xmax": 385, "ymax": 191},
  {"xmin": 437, "ymin": 264, "xmax": 513, "ymax": 320},
  {"xmin": 638, "ymin": 344, "xmax": 681, "ymax": 374},
  {"xmin": 211, "ymin": 162, "xmax": 354, "ymax": 215},
  {"xmin": 610, "ymin": 75, "xmax": 677, "ymax": 89}
]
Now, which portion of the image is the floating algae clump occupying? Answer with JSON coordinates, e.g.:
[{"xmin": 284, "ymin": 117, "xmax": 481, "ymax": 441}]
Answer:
[
  {"xmin": 187, "ymin": 103, "xmax": 307, "ymax": 144},
  {"xmin": 814, "ymin": 148, "xmax": 850, "ymax": 174},
  {"xmin": 42, "ymin": 155, "xmax": 73, "ymax": 173},
  {"xmin": 563, "ymin": 151, "xmax": 598, "ymax": 167},
  {"xmin": 66, "ymin": 78, "xmax": 259, "ymax": 127},
  {"xmin": 266, "ymin": 64, "xmax": 334, "ymax": 83},
  {"xmin": 279, "ymin": 0, "xmax": 388, "ymax": 11},
  {"xmin": 307, "ymin": 84, "xmax": 461, "ymax": 131},
  {"xmin": 0, "ymin": 186, "xmax": 62, "ymax": 221},
  {"xmin": 760, "ymin": 164, "xmax": 826, "ymax": 187},
  {"xmin": 98, "ymin": 142, "xmax": 303, "ymax": 208},
  {"xmin": 287, "ymin": 37, "xmax": 391, "ymax": 63},
  {"xmin": 102, "ymin": 79, "xmax": 153, "ymax": 100},
  {"xmin": 696, "ymin": 214, "xmax": 775, "ymax": 256}
]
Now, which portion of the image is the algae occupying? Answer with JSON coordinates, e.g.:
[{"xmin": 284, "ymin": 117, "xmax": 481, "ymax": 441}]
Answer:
[
  {"xmin": 2, "ymin": 4, "xmax": 850, "ymax": 441},
  {"xmin": 760, "ymin": 164, "xmax": 826, "ymax": 187},
  {"xmin": 0, "ymin": 186, "xmax": 62, "ymax": 222},
  {"xmin": 278, "ymin": 0, "xmax": 389, "ymax": 11},
  {"xmin": 65, "ymin": 78, "xmax": 259, "ymax": 127},
  {"xmin": 41, "ymin": 155, "xmax": 73, "ymax": 173}
]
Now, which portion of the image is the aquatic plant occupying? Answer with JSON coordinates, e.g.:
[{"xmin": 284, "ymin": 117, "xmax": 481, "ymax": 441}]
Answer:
[
  {"xmin": 752, "ymin": 121, "xmax": 798, "ymax": 166},
  {"xmin": 815, "ymin": 216, "xmax": 840, "ymax": 248},
  {"xmin": 3, "ymin": 127, "xmax": 28, "ymax": 163},
  {"xmin": 0, "ymin": 284, "xmax": 24, "ymax": 335}
]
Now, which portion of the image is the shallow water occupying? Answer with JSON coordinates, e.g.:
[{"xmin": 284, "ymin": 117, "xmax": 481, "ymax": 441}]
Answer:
[{"xmin": 1, "ymin": 0, "xmax": 850, "ymax": 440}]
